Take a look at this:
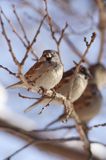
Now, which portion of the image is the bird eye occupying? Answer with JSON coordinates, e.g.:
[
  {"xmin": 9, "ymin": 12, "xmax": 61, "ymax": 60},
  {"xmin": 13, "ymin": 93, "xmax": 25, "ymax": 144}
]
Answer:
[
  {"xmin": 80, "ymin": 67, "xmax": 85, "ymax": 73},
  {"xmin": 85, "ymin": 75, "xmax": 88, "ymax": 79}
]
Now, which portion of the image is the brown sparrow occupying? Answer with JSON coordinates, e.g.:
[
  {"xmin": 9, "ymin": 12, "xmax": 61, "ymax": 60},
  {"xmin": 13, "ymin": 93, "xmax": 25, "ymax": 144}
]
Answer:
[
  {"xmin": 24, "ymin": 65, "xmax": 91, "ymax": 112},
  {"xmin": 46, "ymin": 63, "xmax": 106, "ymax": 127},
  {"xmin": 74, "ymin": 83, "xmax": 102, "ymax": 123},
  {"xmin": 6, "ymin": 50, "xmax": 64, "ymax": 92},
  {"xmin": 69, "ymin": 63, "xmax": 106, "ymax": 122},
  {"xmin": 89, "ymin": 63, "xmax": 106, "ymax": 89},
  {"xmin": 55, "ymin": 65, "xmax": 91, "ymax": 103}
]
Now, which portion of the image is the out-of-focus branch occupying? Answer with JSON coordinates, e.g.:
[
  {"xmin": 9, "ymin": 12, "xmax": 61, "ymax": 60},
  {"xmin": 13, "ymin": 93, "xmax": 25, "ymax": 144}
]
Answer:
[
  {"xmin": 96, "ymin": 0, "xmax": 106, "ymax": 62},
  {"xmin": 54, "ymin": 0, "xmax": 96, "ymax": 35},
  {"xmin": 31, "ymin": 122, "xmax": 106, "ymax": 133},
  {"xmin": 89, "ymin": 122, "xmax": 106, "ymax": 130},
  {"xmin": 1, "ymin": 7, "xmax": 38, "ymax": 60},
  {"xmin": 43, "ymin": 0, "xmax": 68, "ymax": 54},
  {"xmin": 0, "ymin": 119, "xmax": 99, "ymax": 160},
  {"xmin": 18, "ymin": 93, "xmax": 39, "ymax": 100},
  {"xmin": 75, "ymin": 32, "xmax": 96, "ymax": 73},
  {"xmin": 0, "ymin": 11, "xmax": 20, "ymax": 66},
  {"xmin": 12, "ymin": 5, "xmax": 30, "ymax": 44},
  {"xmin": 4, "ymin": 140, "xmax": 34, "ymax": 160},
  {"xmin": 22, "ymin": 0, "xmax": 90, "ymax": 65},
  {"xmin": 20, "ymin": 14, "xmax": 47, "ymax": 65},
  {"xmin": 0, "ymin": 8, "xmax": 46, "ymax": 88},
  {"xmin": 0, "ymin": 7, "xmax": 88, "ymax": 155},
  {"xmin": 0, "ymin": 65, "xmax": 17, "ymax": 77}
]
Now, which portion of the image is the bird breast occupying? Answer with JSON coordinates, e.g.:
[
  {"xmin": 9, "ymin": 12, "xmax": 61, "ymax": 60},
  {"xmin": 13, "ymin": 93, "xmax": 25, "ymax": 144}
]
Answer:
[
  {"xmin": 55, "ymin": 73, "xmax": 88, "ymax": 103},
  {"xmin": 69, "ymin": 74, "xmax": 88, "ymax": 102},
  {"xmin": 35, "ymin": 63, "xmax": 63, "ymax": 90}
]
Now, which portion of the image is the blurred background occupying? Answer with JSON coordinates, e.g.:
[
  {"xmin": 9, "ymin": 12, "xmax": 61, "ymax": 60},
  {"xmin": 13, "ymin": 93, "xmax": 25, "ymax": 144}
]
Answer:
[{"xmin": 0, "ymin": 0, "xmax": 106, "ymax": 159}]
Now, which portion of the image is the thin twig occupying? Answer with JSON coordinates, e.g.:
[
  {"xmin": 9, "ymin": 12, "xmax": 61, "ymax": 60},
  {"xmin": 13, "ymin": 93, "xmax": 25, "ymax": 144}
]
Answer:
[
  {"xmin": 25, "ymin": 2, "xmax": 90, "ymax": 64},
  {"xmin": 0, "ymin": 11, "xmax": 30, "ymax": 87},
  {"xmin": 12, "ymin": 5, "xmax": 38, "ymax": 60},
  {"xmin": 38, "ymin": 97, "xmax": 54, "ymax": 115},
  {"xmin": 66, "ymin": 31, "xmax": 96, "ymax": 156},
  {"xmin": 12, "ymin": 5, "xmax": 30, "ymax": 44},
  {"xmin": 0, "ymin": 11, "xmax": 20, "ymax": 66},
  {"xmin": 32, "ymin": 125, "xmax": 76, "ymax": 132},
  {"xmin": 0, "ymin": 118, "xmax": 104, "ymax": 160},
  {"xmin": 18, "ymin": 93, "xmax": 39, "ymax": 100},
  {"xmin": 0, "ymin": 65, "xmax": 17, "ymax": 77},
  {"xmin": 4, "ymin": 140, "xmax": 34, "ymax": 160},
  {"xmin": 1, "ymin": 8, "xmax": 38, "ymax": 60},
  {"xmin": 89, "ymin": 122, "xmax": 106, "ymax": 130},
  {"xmin": 24, "ymin": 95, "xmax": 46, "ymax": 112},
  {"xmin": 1, "ymin": 9, "xmax": 26, "ymax": 48},
  {"xmin": 0, "ymin": 8, "xmax": 47, "ymax": 90},
  {"xmin": 75, "ymin": 32, "xmax": 96, "ymax": 73},
  {"xmin": 96, "ymin": 0, "xmax": 106, "ymax": 63},
  {"xmin": 20, "ymin": 14, "xmax": 47, "ymax": 65},
  {"xmin": 43, "ymin": 0, "xmax": 68, "ymax": 53},
  {"xmin": 33, "ymin": 122, "xmax": 106, "ymax": 133}
]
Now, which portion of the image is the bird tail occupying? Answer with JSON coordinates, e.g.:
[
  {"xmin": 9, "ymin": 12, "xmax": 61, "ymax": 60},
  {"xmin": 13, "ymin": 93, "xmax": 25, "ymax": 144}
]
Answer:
[
  {"xmin": 6, "ymin": 81, "xmax": 22, "ymax": 89},
  {"xmin": 24, "ymin": 96, "xmax": 53, "ymax": 112}
]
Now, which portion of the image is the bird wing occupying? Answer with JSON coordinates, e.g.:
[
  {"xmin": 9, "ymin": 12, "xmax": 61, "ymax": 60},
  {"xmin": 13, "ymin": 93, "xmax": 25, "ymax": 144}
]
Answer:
[
  {"xmin": 74, "ymin": 83, "xmax": 99, "ymax": 109},
  {"xmin": 25, "ymin": 61, "xmax": 51, "ymax": 82},
  {"xmin": 55, "ymin": 67, "xmax": 75, "ymax": 90}
]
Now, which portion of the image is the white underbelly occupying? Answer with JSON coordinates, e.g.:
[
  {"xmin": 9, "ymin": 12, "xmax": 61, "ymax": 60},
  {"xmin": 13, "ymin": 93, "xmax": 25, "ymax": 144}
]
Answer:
[
  {"xmin": 71, "ymin": 77, "xmax": 88, "ymax": 102},
  {"xmin": 35, "ymin": 67, "xmax": 63, "ymax": 90}
]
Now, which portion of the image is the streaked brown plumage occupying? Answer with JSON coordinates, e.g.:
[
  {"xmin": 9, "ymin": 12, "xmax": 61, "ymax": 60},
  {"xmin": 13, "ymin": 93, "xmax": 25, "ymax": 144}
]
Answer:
[
  {"xmin": 6, "ymin": 50, "xmax": 64, "ymax": 92},
  {"xmin": 25, "ymin": 65, "xmax": 90, "ymax": 112},
  {"xmin": 46, "ymin": 63, "xmax": 106, "ymax": 127}
]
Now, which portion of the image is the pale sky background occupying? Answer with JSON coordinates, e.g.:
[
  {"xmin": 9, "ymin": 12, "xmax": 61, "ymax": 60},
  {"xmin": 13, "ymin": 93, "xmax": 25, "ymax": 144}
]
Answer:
[{"xmin": 0, "ymin": 0, "xmax": 106, "ymax": 159}]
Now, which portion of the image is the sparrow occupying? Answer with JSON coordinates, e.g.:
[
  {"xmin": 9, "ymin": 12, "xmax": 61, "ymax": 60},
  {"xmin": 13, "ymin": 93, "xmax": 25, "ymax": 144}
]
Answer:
[
  {"xmin": 24, "ymin": 64, "xmax": 91, "ymax": 112},
  {"xmin": 89, "ymin": 63, "xmax": 106, "ymax": 89},
  {"xmin": 55, "ymin": 65, "xmax": 91, "ymax": 103},
  {"xmin": 73, "ymin": 83, "xmax": 102, "ymax": 123},
  {"xmin": 74, "ymin": 63, "xmax": 106, "ymax": 122},
  {"xmin": 6, "ymin": 50, "xmax": 64, "ymax": 92},
  {"xmin": 46, "ymin": 63, "xmax": 106, "ymax": 127}
]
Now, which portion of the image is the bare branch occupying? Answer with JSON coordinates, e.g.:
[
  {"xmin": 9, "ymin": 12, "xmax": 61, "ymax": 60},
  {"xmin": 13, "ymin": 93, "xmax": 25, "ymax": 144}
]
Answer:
[
  {"xmin": 0, "ymin": 7, "xmax": 47, "ymax": 90},
  {"xmin": 0, "ymin": 118, "xmax": 102, "ymax": 160},
  {"xmin": 96, "ymin": 0, "xmax": 106, "ymax": 62},
  {"xmin": 0, "ymin": 10, "xmax": 20, "ymax": 66},
  {"xmin": 43, "ymin": 0, "xmax": 68, "ymax": 53},
  {"xmin": 4, "ymin": 140, "xmax": 34, "ymax": 160},
  {"xmin": 75, "ymin": 32, "xmax": 96, "ymax": 73},
  {"xmin": 18, "ymin": 93, "xmax": 39, "ymax": 100},
  {"xmin": 0, "ymin": 64, "xmax": 17, "ymax": 77},
  {"xmin": 20, "ymin": 14, "xmax": 47, "ymax": 65},
  {"xmin": 12, "ymin": 4, "xmax": 30, "ymax": 45},
  {"xmin": 31, "ymin": 125, "xmax": 76, "ymax": 132},
  {"xmin": 1, "ymin": 8, "xmax": 38, "ymax": 61},
  {"xmin": 89, "ymin": 122, "xmax": 106, "ymax": 130},
  {"xmin": 12, "ymin": 5, "xmax": 38, "ymax": 60},
  {"xmin": 38, "ymin": 96, "xmax": 55, "ymax": 115},
  {"xmin": 24, "ymin": 1, "xmax": 90, "ymax": 65},
  {"xmin": 31, "ymin": 122, "xmax": 106, "ymax": 133},
  {"xmin": 1, "ymin": 9, "xmax": 26, "ymax": 48}
]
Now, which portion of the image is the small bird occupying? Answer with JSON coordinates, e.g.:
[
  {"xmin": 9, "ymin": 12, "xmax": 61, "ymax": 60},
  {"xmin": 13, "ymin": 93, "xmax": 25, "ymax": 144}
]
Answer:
[
  {"xmin": 73, "ymin": 83, "xmax": 102, "ymax": 123},
  {"xmin": 55, "ymin": 65, "xmax": 91, "ymax": 103},
  {"xmin": 24, "ymin": 64, "xmax": 91, "ymax": 112},
  {"xmin": 89, "ymin": 63, "xmax": 106, "ymax": 90},
  {"xmin": 46, "ymin": 63, "xmax": 106, "ymax": 127},
  {"xmin": 74, "ymin": 63, "xmax": 106, "ymax": 122},
  {"xmin": 6, "ymin": 50, "xmax": 64, "ymax": 92}
]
